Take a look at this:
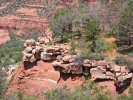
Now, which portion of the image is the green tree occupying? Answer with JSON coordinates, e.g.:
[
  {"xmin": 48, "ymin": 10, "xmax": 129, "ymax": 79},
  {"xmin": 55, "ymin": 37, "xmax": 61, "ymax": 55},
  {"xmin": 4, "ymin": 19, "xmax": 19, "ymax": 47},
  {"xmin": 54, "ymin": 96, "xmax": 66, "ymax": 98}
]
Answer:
[
  {"xmin": 112, "ymin": 0, "xmax": 133, "ymax": 45},
  {"xmin": 85, "ymin": 19, "xmax": 100, "ymax": 41}
]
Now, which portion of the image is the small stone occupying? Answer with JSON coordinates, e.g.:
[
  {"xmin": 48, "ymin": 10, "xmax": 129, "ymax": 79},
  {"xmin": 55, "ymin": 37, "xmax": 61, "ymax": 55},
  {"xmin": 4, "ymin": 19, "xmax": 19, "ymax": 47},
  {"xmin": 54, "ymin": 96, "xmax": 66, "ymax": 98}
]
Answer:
[
  {"xmin": 97, "ymin": 61, "xmax": 107, "ymax": 66},
  {"xmin": 62, "ymin": 55, "xmax": 71, "ymax": 62},
  {"xmin": 25, "ymin": 47, "xmax": 32, "ymax": 53},
  {"xmin": 70, "ymin": 63, "xmax": 75, "ymax": 66},
  {"xmin": 121, "ymin": 72, "xmax": 126, "ymax": 76},
  {"xmin": 83, "ymin": 59, "xmax": 90, "ymax": 64},
  {"xmin": 106, "ymin": 71, "xmax": 113, "ymax": 76},
  {"xmin": 114, "ymin": 65, "xmax": 121, "ymax": 72},
  {"xmin": 115, "ymin": 72, "xmax": 121, "ymax": 77},
  {"xmin": 121, "ymin": 66, "xmax": 126, "ymax": 73},
  {"xmin": 83, "ymin": 64, "xmax": 91, "ymax": 67},
  {"xmin": 69, "ymin": 59, "xmax": 75, "ymax": 63},
  {"xmin": 56, "ymin": 55, "xmax": 62, "ymax": 61}
]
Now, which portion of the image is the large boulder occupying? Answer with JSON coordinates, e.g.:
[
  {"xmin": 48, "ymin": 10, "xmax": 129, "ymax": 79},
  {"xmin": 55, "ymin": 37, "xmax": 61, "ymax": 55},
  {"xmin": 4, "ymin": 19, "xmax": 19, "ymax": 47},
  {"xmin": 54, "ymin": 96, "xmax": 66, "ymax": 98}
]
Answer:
[
  {"xmin": 114, "ymin": 73, "xmax": 132, "ymax": 87},
  {"xmin": 90, "ymin": 68, "xmax": 114, "ymax": 79}
]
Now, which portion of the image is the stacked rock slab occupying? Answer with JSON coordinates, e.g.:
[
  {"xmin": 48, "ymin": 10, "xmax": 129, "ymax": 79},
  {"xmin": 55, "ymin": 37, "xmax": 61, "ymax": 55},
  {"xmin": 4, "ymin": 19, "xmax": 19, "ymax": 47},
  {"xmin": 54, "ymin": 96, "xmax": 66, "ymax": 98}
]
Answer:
[
  {"xmin": 22, "ymin": 39, "xmax": 36, "ymax": 61},
  {"xmin": 22, "ymin": 35, "xmax": 70, "ymax": 62},
  {"xmin": 53, "ymin": 58, "xmax": 132, "ymax": 87},
  {"xmin": 52, "ymin": 55, "xmax": 83, "ymax": 74},
  {"xmin": 114, "ymin": 65, "xmax": 132, "ymax": 87},
  {"xmin": 90, "ymin": 61, "xmax": 114, "ymax": 79},
  {"xmin": 22, "ymin": 36, "xmax": 133, "ymax": 87}
]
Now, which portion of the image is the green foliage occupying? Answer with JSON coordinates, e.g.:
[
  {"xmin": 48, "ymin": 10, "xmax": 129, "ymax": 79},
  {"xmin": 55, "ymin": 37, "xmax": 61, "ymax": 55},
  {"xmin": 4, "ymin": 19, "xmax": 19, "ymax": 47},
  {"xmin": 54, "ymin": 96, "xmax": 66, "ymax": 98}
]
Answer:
[
  {"xmin": 91, "ymin": 38, "xmax": 109, "ymax": 53},
  {"xmin": 80, "ymin": 49, "xmax": 106, "ymax": 60},
  {"xmin": 0, "ymin": 69, "xmax": 9, "ymax": 100},
  {"xmin": 70, "ymin": 38, "xmax": 77, "ymax": 55},
  {"xmin": 6, "ymin": 90, "xmax": 39, "ymax": 100},
  {"xmin": 50, "ymin": 5, "xmax": 92, "ymax": 42},
  {"xmin": 45, "ymin": 80, "xmax": 111, "ymax": 100},
  {"xmin": 85, "ymin": 19, "xmax": 100, "ymax": 41},
  {"xmin": 115, "ymin": 55, "xmax": 133, "ymax": 69},
  {"xmin": 87, "ymin": 53, "xmax": 106, "ymax": 61},
  {"xmin": 111, "ymin": 0, "xmax": 133, "ymax": 45},
  {"xmin": 0, "ymin": 31, "xmax": 23, "ymax": 68},
  {"xmin": 45, "ymin": 85, "xmax": 70, "ymax": 100}
]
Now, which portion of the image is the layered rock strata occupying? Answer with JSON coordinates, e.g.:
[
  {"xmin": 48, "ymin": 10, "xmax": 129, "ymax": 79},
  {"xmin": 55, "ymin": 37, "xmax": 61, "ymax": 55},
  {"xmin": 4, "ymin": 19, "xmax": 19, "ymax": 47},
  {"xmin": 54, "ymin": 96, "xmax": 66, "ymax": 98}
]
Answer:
[{"xmin": 22, "ymin": 36, "xmax": 133, "ymax": 87}]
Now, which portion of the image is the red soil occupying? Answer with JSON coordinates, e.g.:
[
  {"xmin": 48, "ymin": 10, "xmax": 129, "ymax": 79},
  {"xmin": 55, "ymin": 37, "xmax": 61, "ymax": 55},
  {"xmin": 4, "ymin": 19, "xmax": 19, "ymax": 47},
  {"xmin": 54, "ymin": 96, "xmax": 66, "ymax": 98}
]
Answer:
[
  {"xmin": 105, "ymin": 37, "xmax": 117, "ymax": 43},
  {"xmin": 0, "ymin": 29, "xmax": 10, "ymax": 46},
  {"xmin": 5, "ymin": 60, "xmax": 83, "ymax": 98}
]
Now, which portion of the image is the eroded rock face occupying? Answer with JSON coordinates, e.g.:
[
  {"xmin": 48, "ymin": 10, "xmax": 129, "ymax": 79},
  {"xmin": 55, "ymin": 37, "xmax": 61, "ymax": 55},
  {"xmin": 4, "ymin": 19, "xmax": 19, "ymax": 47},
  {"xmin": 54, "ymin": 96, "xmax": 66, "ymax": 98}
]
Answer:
[
  {"xmin": 114, "ymin": 65, "xmax": 132, "ymax": 87},
  {"xmin": 52, "ymin": 55, "xmax": 83, "ymax": 74},
  {"xmin": 22, "ymin": 35, "xmax": 70, "ymax": 62},
  {"xmin": 22, "ymin": 36, "xmax": 133, "ymax": 88}
]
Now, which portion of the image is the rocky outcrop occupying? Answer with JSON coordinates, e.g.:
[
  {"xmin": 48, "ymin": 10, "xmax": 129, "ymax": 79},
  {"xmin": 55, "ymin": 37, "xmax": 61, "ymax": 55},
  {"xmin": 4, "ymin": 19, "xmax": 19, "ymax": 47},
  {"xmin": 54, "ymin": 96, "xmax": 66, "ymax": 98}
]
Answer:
[
  {"xmin": 53, "ymin": 58, "xmax": 132, "ymax": 87},
  {"xmin": 22, "ymin": 35, "xmax": 70, "ymax": 62},
  {"xmin": 52, "ymin": 55, "xmax": 83, "ymax": 74},
  {"xmin": 114, "ymin": 65, "xmax": 132, "ymax": 87},
  {"xmin": 1, "ymin": 65, "xmax": 16, "ymax": 77},
  {"xmin": 22, "ymin": 36, "xmax": 132, "ymax": 88}
]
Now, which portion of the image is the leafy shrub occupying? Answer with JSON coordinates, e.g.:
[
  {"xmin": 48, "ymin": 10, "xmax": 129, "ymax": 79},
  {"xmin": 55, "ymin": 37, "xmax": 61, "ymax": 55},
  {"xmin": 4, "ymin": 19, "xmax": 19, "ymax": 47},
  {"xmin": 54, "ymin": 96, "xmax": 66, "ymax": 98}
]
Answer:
[
  {"xmin": 0, "ymin": 31, "xmax": 24, "ymax": 68},
  {"xmin": 45, "ymin": 85, "xmax": 70, "ymax": 100},
  {"xmin": 77, "ymin": 40, "xmax": 90, "ymax": 50},
  {"xmin": 91, "ymin": 38, "xmax": 109, "ymax": 53},
  {"xmin": 5, "ymin": 90, "xmax": 39, "ymax": 100},
  {"xmin": 115, "ymin": 55, "xmax": 133, "ymax": 69},
  {"xmin": 80, "ymin": 50, "xmax": 106, "ymax": 60},
  {"xmin": 70, "ymin": 38, "xmax": 77, "ymax": 55},
  {"xmin": 111, "ymin": 0, "xmax": 133, "ymax": 46},
  {"xmin": 0, "ymin": 69, "xmax": 9, "ymax": 100},
  {"xmin": 87, "ymin": 53, "xmax": 106, "ymax": 61},
  {"xmin": 45, "ymin": 80, "xmax": 111, "ymax": 100}
]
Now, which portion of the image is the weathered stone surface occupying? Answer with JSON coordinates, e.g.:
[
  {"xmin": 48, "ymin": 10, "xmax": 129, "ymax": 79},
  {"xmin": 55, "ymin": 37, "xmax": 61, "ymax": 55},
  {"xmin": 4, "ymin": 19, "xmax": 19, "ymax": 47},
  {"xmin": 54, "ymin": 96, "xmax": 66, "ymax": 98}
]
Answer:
[
  {"xmin": 106, "ymin": 71, "xmax": 114, "ymax": 76},
  {"xmin": 115, "ymin": 72, "xmax": 121, "ymax": 77},
  {"xmin": 121, "ymin": 66, "xmax": 126, "ymax": 73},
  {"xmin": 91, "ymin": 61, "xmax": 98, "ymax": 67},
  {"xmin": 83, "ymin": 59, "xmax": 90, "ymax": 64},
  {"xmin": 22, "ymin": 36, "xmax": 133, "ymax": 88},
  {"xmin": 97, "ymin": 60, "xmax": 107, "ymax": 66},
  {"xmin": 70, "ymin": 63, "xmax": 75, "ymax": 66},
  {"xmin": 114, "ymin": 65, "xmax": 121, "ymax": 72},
  {"xmin": 52, "ymin": 61, "xmax": 63, "ymax": 68},
  {"xmin": 115, "ymin": 73, "xmax": 132, "ymax": 87},
  {"xmin": 56, "ymin": 55, "xmax": 62, "ymax": 61},
  {"xmin": 83, "ymin": 64, "xmax": 91, "ymax": 67},
  {"xmin": 62, "ymin": 55, "xmax": 71, "ymax": 62},
  {"xmin": 25, "ymin": 47, "xmax": 32, "ymax": 53},
  {"xmin": 90, "ymin": 68, "xmax": 114, "ymax": 79},
  {"xmin": 69, "ymin": 58, "xmax": 75, "ymax": 63}
]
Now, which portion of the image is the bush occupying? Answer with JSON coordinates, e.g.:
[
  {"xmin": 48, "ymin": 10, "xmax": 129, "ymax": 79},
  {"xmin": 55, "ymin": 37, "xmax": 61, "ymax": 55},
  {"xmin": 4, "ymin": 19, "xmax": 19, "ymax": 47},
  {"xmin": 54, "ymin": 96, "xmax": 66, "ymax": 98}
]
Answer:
[
  {"xmin": 0, "ymin": 31, "xmax": 24, "ymax": 68},
  {"xmin": 111, "ymin": 0, "xmax": 133, "ymax": 46},
  {"xmin": 0, "ymin": 69, "xmax": 9, "ymax": 100},
  {"xmin": 80, "ymin": 50, "xmax": 106, "ymax": 60},
  {"xmin": 91, "ymin": 38, "xmax": 109, "ymax": 53},
  {"xmin": 45, "ymin": 80, "xmax": 111, "ymax": 100},
  {"xmin": 70, "ymin": 38, "xmax": 77, "ymax": 55},
  {"xmin": 45, "ymin": 85, "xmax": 70, "ymax": 100},
  {"xmin": 5, "ymin": 90, "xmax": 39, "ymax": 100},
  {"xmin": 115, "ymin": 55, "xmax": 133, "ymax": 69}
]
